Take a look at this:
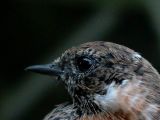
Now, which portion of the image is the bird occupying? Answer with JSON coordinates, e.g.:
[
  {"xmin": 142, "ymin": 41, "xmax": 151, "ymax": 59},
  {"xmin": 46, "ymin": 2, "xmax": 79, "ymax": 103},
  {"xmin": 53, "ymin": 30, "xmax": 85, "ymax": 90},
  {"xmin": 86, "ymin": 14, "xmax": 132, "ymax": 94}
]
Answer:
[{"xmin": 26, "ymin": 41, "xmax": 160, "ymax": 120}]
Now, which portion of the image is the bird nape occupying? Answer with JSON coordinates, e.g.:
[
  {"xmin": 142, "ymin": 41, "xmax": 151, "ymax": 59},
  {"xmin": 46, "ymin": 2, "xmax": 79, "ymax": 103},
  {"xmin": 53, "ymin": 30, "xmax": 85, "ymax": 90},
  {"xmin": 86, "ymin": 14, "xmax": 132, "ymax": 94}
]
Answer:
[{"xmin": 26, "ymin": 41, "xmax": 160, "ymax": 120}]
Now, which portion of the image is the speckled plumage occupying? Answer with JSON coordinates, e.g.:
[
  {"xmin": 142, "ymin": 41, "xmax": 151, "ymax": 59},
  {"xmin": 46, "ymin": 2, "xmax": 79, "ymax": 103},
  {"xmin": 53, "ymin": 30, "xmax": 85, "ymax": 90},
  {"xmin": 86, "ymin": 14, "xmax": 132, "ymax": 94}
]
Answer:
[{"xmin": 26, "ymin": 41, "xmax": 160, "ymax": 120}]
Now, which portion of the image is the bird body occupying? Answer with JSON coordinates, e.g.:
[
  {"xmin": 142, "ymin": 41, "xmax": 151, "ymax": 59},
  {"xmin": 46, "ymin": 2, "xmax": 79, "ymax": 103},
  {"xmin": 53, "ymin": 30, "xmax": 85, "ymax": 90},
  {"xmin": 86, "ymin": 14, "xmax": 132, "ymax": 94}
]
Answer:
[{"xmin": 26, "ymin": 41, "xmax": 160, "ymax": 120}]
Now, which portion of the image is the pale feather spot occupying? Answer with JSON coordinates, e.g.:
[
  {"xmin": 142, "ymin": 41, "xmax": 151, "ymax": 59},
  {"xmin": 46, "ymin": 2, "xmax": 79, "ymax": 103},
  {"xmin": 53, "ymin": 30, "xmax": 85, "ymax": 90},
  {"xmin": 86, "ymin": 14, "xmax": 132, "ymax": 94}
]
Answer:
[{"xmin": 132, "ymin": 52, "xmax": 142, "ymax": 63}]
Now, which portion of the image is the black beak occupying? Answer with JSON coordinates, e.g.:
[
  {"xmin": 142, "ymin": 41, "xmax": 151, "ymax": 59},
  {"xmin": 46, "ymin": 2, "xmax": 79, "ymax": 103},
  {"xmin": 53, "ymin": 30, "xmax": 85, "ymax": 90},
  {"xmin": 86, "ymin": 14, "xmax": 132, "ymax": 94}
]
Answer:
[{"xmin": 25, "ymin": 64, "xmax": 63, "ymax": 76}]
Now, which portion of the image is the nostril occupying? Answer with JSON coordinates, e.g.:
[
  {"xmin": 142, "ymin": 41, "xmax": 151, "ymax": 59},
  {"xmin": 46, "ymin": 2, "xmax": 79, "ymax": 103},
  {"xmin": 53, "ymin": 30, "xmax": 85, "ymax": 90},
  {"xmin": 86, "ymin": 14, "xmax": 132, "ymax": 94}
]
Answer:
[{"xmin": 50, "ymin": 64, "xmax": 55, "ymax": 68}]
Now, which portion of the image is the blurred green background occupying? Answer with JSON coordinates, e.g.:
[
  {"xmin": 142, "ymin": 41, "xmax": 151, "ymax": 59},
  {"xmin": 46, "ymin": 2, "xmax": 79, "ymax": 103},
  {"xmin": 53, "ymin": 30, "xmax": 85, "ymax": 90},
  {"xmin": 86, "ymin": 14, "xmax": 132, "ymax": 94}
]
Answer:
[{"xmin": 3, "ymin": 0, "xmax": 160, "ymax": 120}]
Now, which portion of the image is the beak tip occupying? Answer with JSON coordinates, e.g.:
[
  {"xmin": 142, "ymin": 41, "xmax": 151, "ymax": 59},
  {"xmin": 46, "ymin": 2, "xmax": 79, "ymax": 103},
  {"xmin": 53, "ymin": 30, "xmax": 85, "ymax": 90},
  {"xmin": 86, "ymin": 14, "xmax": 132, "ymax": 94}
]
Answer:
[
  {"xmin": 24, "ymin": 66, "xmax": 31, "ymax": 71},
  {"xmin": 24, "ymin": 64, "xmax": 62, "ymax": 76},
  {"xmin": 24, "ymin": 65, "xmax": 40, "ymax": 73}
]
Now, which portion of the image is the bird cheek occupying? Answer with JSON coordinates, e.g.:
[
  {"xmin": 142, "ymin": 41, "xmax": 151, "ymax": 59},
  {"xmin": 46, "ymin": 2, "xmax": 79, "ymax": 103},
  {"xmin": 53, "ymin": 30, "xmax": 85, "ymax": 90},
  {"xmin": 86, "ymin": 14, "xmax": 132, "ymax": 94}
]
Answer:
[{"xmin": 83, "ymin": 77, "xmax": 101, "ymax": 89}]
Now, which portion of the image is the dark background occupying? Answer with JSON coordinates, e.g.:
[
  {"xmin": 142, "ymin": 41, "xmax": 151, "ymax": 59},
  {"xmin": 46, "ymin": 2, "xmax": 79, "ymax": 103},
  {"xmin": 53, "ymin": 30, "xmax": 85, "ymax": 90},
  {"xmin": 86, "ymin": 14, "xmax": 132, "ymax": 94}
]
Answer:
[{"xmin": 2, "ymin": 0, "xmax": 160, "ymax": 120}]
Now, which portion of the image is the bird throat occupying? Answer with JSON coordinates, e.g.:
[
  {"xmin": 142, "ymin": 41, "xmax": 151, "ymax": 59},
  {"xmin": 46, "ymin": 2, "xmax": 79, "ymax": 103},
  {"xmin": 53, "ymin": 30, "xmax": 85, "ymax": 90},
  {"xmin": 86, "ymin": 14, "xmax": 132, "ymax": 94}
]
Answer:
[{"xmin": 72, "ymin": 89, "xmax": 102, "ymax": 115}]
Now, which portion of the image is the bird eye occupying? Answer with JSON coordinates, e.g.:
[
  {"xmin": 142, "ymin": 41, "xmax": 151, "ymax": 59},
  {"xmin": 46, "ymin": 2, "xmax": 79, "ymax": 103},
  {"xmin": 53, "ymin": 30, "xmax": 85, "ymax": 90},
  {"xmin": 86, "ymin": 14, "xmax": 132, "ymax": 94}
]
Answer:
[{"xmin": 76, "ymin": 56, "xmax": 93, "ymax": 72}]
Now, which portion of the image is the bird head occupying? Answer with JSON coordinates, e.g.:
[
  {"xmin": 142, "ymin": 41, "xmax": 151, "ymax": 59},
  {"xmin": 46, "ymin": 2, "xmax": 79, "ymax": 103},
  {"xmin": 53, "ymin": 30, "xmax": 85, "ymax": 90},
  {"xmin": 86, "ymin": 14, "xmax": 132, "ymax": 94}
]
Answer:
[{"xmin": 26, "ymin": 41, "xmax": 158, "ymax": 115}]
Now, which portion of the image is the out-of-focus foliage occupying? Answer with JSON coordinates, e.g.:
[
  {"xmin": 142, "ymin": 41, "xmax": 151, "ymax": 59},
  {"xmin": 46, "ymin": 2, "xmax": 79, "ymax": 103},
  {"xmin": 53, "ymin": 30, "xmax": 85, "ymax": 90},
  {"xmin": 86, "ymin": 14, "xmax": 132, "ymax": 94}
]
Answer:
[{"xmin": 2, "ymin": 0, "xmax": 160, "ymax": 120}]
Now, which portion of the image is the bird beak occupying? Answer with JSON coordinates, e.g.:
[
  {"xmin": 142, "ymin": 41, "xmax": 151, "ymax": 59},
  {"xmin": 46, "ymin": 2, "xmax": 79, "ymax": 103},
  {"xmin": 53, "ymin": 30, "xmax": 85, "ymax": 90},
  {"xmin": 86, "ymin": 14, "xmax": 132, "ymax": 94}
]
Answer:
[{"xmin": 25, "ymin": 63, "xmax": 63, "ymax": 76}]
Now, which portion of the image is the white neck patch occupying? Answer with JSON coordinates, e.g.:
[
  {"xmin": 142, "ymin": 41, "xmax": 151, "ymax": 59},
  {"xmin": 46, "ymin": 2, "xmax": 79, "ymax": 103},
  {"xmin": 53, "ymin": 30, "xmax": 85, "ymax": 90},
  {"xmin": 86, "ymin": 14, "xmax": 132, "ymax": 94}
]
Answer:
[
  {"xmin": 94, "ymin": 80, "xmax": 129, "ymax": 112},
  {"xmin": 94, "ymin": 82, "xmax": 119, "ymax": 111}
]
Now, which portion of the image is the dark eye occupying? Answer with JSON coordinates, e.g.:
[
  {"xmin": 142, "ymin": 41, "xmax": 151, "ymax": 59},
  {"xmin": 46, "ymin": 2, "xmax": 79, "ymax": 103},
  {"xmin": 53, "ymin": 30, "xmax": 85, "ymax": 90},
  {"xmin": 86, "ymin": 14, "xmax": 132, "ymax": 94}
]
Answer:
[{"xmin": 76, "ymin": 56, "xmax": 93, "ymax": 72}]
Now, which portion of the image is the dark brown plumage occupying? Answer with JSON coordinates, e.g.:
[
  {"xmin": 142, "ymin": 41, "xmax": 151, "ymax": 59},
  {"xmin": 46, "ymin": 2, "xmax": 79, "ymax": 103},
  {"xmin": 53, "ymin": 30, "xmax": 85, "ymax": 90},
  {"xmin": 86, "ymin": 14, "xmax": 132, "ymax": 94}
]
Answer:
[{"xmin": 26, "ymin": 41, "xmax": 160, "ymax": 120}]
